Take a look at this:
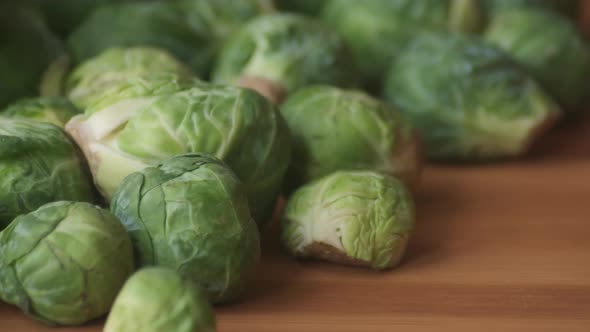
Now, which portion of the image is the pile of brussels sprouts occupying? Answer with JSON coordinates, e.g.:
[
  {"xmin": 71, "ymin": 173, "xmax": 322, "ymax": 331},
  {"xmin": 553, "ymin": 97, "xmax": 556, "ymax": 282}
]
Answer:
[{"xmin": 1, "ymin": 0, "xmax": 588, "ymax": 330}]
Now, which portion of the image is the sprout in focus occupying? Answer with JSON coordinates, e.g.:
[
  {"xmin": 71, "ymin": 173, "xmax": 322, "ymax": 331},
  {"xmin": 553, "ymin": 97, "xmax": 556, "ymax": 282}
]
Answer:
[
  {"xmin": 281, "ymin": 85, "xmax": 421, "ymax": 192},
  {"xmin": 0, "ymin": 201, "xmax": 134, "ymax": 325},
  {"xmin": 65, "ymin": 47, "xmax": 194, "ymax": 109},
  {"xmin": 111, "ymin": 154, "xmax": 260, "ymax": 303},
  {"xmin": 104, "ymin": 267, "xmax": 216, "ymax": 332},
  {"xmin": 2, "ymin": 97, "xmax": 79, "ymax": 127},
  {"xmin": 0, "ymin": 118, "xmax": 96, "ymax": 229},
  {"xmin": 321, "ymin": 0, "xmax": 483, "ymax": 87},
  {"xmin": 212, "ymin": 13, "xmax": 359, "ymax": 104},
  {"xmin": 0, "ymin": 5, "xmax": 65, "ymax": 107},
  {"xmin": 282, "ymin": 171, "xmax": 415, "ymax": 270},
  {"xmin": 66, "ymin": 78, "xmax": 290, "ymax": 224},
  {"xmin": 485, "ymin": 9, "xmax": 590, "ymax": 112},
  {"xmin": 383, "ymin": 32, "xmax": 561, "ymax": 161},
  {"xmin": 67, "ymin": 0, "xmax": 274, "ymax": 77}
]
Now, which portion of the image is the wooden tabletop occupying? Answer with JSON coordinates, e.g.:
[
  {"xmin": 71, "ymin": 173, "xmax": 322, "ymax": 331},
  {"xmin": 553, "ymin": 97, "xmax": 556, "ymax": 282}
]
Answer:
[{"xmin": 2, "ymin": 113, "xmax": 590, "ymax": 331}]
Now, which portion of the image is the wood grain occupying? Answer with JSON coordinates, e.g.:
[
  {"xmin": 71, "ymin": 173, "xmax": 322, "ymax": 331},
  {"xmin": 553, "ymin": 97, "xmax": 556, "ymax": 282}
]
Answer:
[{"xmin": 2, "ymin": 113, "xmax": 590, "ymax": 331}]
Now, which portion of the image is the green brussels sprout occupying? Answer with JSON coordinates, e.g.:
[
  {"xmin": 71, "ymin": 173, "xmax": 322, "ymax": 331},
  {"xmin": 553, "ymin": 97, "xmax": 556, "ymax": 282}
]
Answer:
[
  {"xmin": 383, "ymin": 33, "xmax": 561, "ymax": 161},
  {"xmin": 212, "ymin": 13, "xmax": 359, "ymax": 104},
  {"xmin": 321, "ymin": 0, "xmax": 483, "ymax": 87},
  {"xmin": 65, "ymin": 47, "xmax": 194, "ymax": 109},
  {"xmin": 0, "ymin": 118, "xmax": 96, "ymax": 229},
  {"xmin": 275, "ymin": 0, "xmax": 327, "ymax": 16},
  {"xmin": 0, "ymin": 201, "xmax": 134, "ymax": 325},
  {"xmin": 282, "ymin": 171, "xmax": 414, "ymax": 270},
  {"xmin": 67, "ymin": 0, "xmax": 274, "ymax": 77},
  {"xmin": 281, "ymin": 85, "xmax": 422, "ymax": 192},
  {"xmin": 0, "ymin": 5, "xmax": 65, "ymax": 107},
  {"xmin": 104, "ymin": 267, "xmax": 216, "ymax": 332},
  {"xmin": 481, "ymin": 0, "xmax": 578, "ymax": 17},
  {"xmin": 2, "ymin": 97, "xmax": 79, "ymax": 127},
  {"xmin": 111, "ymin": 154, "xmax": 260, "ymax": 303},
  {"xmin": 66, "ymin": 78, "xmax": 289, "ymax": 224},
  {"xmin": 485, "ymin": 9, "xmax": 590, "ymax": 112}
]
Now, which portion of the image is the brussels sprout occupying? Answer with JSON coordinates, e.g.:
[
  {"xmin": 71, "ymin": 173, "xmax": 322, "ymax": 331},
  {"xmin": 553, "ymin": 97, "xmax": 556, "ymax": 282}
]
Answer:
[
  {"xmin": 104, "ymin": 267, "xmax": 216, "ymax": 332},
  {"xmin": 282, "ymin": 171, "xmax": 414, "ymax": 270},
  {"xmin": 481, "ymin": 0, "xmax": 578, "ymax": 17},
  {"xmin": 66, "ymin": 78, "xmax": 289, "ymax": 224},
  {"xmin": 485, "ymin": 9, "xmax": 590, "ymax": 112},
  {"xmin": 321, "ymin": 0, "xmax": 483, "ymax": 87},
  {"xmin": 0, "ymin": 201, "xmax": 134, "ymax": 325},
  {"xmin": 65, "ymin": 47, "xmax": 194, "ymax": 109},
  {"xmin": 0, "ymin": 5, "xmax": 65, "ymax": 107},
  {"xmin": 275, "ymin": 0, "xmax": 327, "ymax": 16},
  {"xmin": 0, "ymin": 118, "xmax": 96, "ymax": 229},
  {"xmin": 68, "ymin": 0, "xmax": 273, "ymax": 77},
  {"xmin": 281, "ymin": 85, "xmax": 421, "ymax": 192},
  {"xmin": 212, "ymin": 13, "xmax": 359, "ymax": 104},
  {"xmin": 383, "ymin": 33, "xmax": 561, "ymax": 161},
  {"xmin": 2, "ymin": 97, "xmax": 79, "ymax": 127},
  {"xmin": 111, "ymin": 154, "xmax": 260, "ymax": 303}
]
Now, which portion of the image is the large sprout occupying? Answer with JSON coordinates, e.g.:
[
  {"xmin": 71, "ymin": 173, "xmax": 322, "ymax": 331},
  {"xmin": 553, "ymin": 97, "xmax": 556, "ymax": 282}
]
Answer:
[
  {"xmin": 485, "ymin": 9, "xmax": 590, "ymax": 112},
  {"xmin": 104, "ymin": 268, "xmax": 216, "ymax": 332},
  {"xmin": 67, "ymin": 0, "xmax": 274, "ymax": 77},
  {"xmin": 0, "ymin": 5, "xmax": 65, "ymax": 107},
  {"xmin": 111, "ymin": 154, "xmax": 260, "ymax": 303},
  {"xmin": 321, "ymin": 0, "xmax": 483, "ymax": 87},
  {"xmin": 212, "ymin": 13, "xmax": 359, "ymax": 104},
  {"xmin": 282, "ymin": 171, "xmax": 415, "ymax": 270},
  {"xmin": 0, "ymin": 118, "xmax": 96, "ymax": 229},
  {"xmin": 281, "ymin": 85, "xmax": 421, "ymax": 192},
  {"xmin": 66, "ymin": 78, "xmax": 290, "ymax": 224},
  {"xmin": 65, "ymin": 47, "xmax": 194, "ymax": 109},
  {"xmin": 383, "ymin": 32, "xmax": 561, "ymax": 161},
  {"xmin": 1, "ymin": 97, "xmax": 79, "ymax": 128},
  {"xmin": 0, "ymin": 201, "xmax": 134, "ymax": 325}
]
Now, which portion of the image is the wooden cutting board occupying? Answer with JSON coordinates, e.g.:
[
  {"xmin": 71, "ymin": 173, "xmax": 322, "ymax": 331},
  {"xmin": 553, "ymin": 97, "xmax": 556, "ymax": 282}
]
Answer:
[{"xmin": 2, "ymin": 112, "xmax": 590, "ymax": 331}]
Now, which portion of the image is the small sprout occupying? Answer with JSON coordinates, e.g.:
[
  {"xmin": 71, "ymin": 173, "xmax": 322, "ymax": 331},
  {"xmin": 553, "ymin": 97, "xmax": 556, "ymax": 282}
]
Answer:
[
  {"xmin": 282, "ymin": 171, "xmax": 415, "ymax": 270},
  {"xmin": 104, "ymin": 267, "xmax": 216, "ymax": 332},
  {"xmin": 280, "ymin": 85, "xmax": 422, "ymax": 192}
]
